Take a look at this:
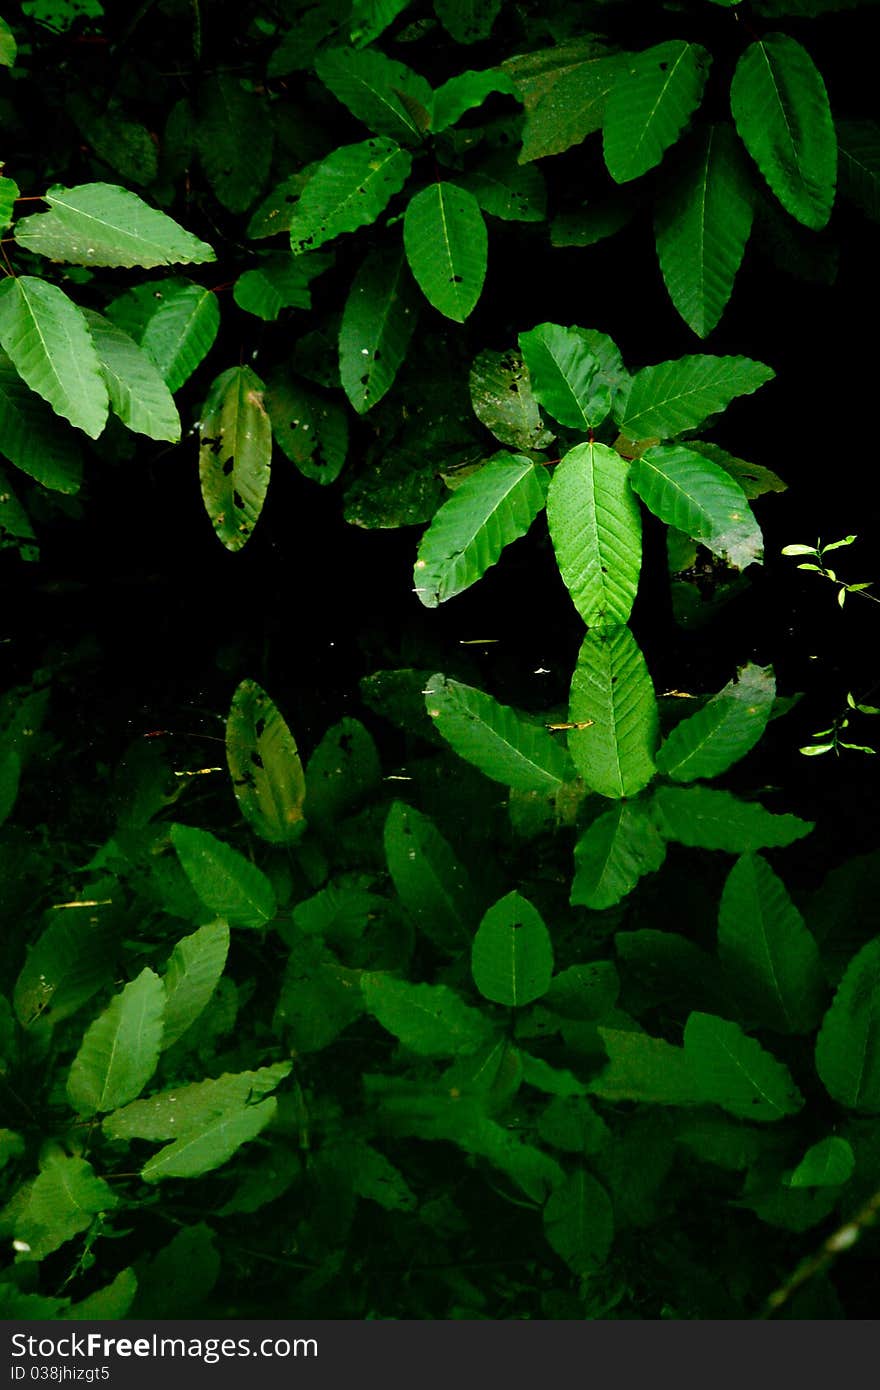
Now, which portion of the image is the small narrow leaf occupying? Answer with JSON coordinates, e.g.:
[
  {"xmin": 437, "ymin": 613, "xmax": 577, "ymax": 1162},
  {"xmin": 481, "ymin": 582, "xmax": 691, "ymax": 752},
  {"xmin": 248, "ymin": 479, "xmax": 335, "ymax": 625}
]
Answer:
[
  {"xmin": 384, "ymin": 800, "xmax": 474, "ymax": 949},
  {"xmin": 170, "ymin": 823, "xmax": 276, "ymax": 929},
  {"xmin": 66, "ymin": 969, "xmax": 165, "ymax": 1117},
  {"xmin": 362, "ymin": 974, "xmax": 492, "ymax": 1055},
  {"xmin": 14, "ymin": 183, "xmax": 215, "ymax": 267},
  {"xmin": 656, "ymin": 663, "xmax": 775, "ymax": 780},
  {"xmin": 518, "ymin": 322, "xmax": 610, "ymax": 432},
  {"xmin": 414, "ymin": 454, "xmax": 548, "ymax": 607},
  {"xmin": 225, "ymin": 679, "xmax": 305, "ymax": 845},
  {"xmin": 603, "ymin": 41, "xmax": 711, "ymax": 183},
  {"xmin": 568, "ymin": 626, "xmax": 658, "ymax": 799},
  {"xmin": 718, "ymin": 854, "xmax": 825, "ymax": 1034},
  {"xmin": 652, "ymin": 784, "xmax": 814, "ymax": 852},
  {"xmin": 684, "ymin": 1011, "xmax": 804, "ymax": 1120},
  {"xmin": 0, "ymin": 277, "xmax": 108, "ymax": 438},
  {"xmin": 81, "ymin": 310, "xmax": 180, "ymax": 442},
  {"xmin": 630, "ymin": 444, "xmax": 763, "ymax": 571},
  {"xmin": 161, "ymin": 920, "xmax": 230, "ymax": 1051},
  {"xmin": 547, "ymin": 441, "xmax": 642, "ymax": 627},
  {"xmin": 403, "ymin": 182, "xmax": 487, "ymax": 322},
  {"xmin": 289, "ymin": 138, "xmax": 412, "ymax": 255},
  {"xmin": 655, "ymin": 124, "xmax": 755, "ymax": 338},
  {"xmin": 618, "ymin": 354, "xmax": 774, "ymax": 439},
  {"xmin": 424, "ymin": 672, "xmax": 572, "ymax": 793},
  {"xmin": 471, "ymin": 891, "xmax": 554, "ymax": 1007},
  {"xmin": 339, "ymin": 247, "xmax": 419, "ymax": 414},
  {"xmin": 815, "ymin": 937, "xmax": 880, "ymax": 1112},
  {"xmin": 730, "ymin": 34, "xmax": 836, "ymax": 230},
  {"xmin": 571, "ymin": 801, "xmax": 666, "ymax": 909},
  {"xmin": 199, "ymin": 366, "xmax": 272, "ymax": 552}
]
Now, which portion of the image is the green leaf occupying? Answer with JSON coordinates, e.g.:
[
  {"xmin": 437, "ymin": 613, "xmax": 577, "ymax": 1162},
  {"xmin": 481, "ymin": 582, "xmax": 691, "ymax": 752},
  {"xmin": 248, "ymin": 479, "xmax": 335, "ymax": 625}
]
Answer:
[
  {"xmin": 424, "ymin": 672, "xmax": 572, "ymax": 793},
  {"xmin": 543, "ymin": 962, "xmax": 620, "ymax": 1022},
  {"xmin": 339, "ymin": 247, "xmax": 419, "ymax": 414},
  {"xmin": 686, "ymin": 440, "xmax": 787, "ymax": 499},
  {"xmin": 504, "ymin": 42, "xmax": 625, "ymax": 164},
  {"xmin": 568, "ymin": 626, "xmax": 658, "ymax": 799},
  {"xmin": 656, "ymin": 663, "xmax": 776, "ymax": 780},
  {"xmin": 603, "ymin": 42, "xmax": 711, "ymax": 184},
  {"xmin": 384, "ymin": 801, "xmax": 474, "ymax": 949},
  {"xmin": 0, "ymin": 174, "xmax": 19, "ymax": 230},
  {"xmin": 274, "ymin": 934, "xmax": 364, "ymax": 1053},
  {"xmin": 551, "ymin": 194, "xmax": 636, "ymax": 248},
  {"xmin": 571, "ymin": 801, "xmax": 667, "ymax": 909},
  {"xmin": 143, "ymin": 1101, "xmax": 277, "ymax": 1184},
  {"xmin": 432, "ymin": 69, "xmax": 517, "ymax": 133},
  {"xmin": 362, "ymin": 973, "xmax": 492, "ymax": 1055},
  {"xmin": 106, "ymin": 1064, "xmax": 290, "ymax": 1140},
  {"xmin": 652, "ymin": 784, "xmax": 814, "ymax": 852},
  {"xmin": 520, "ymin": 1053, "xmax": 588, "ymax": 1098},
  {"xmin": 471, "ymin": 891, "xmax": 554, "ymax": 1006},
  {"xmin": 0, "ymin": 350, "xmax": 82, "ymax": 492},
  {"xmin": 537, "ymin": 1096, "xmax": 609, "ymax": 1155},
  {"xmin": 350, "ymin": 0, "xmax": 412, "ymax": 45},
  {"xmin": 14, "ymin": 909, "xmax": 116, "ymax": 1029},
  {"xmin": 547, "ymin": 441, "xmax": 642, "ymax": 627},
  {"xmin": 837, "ymin": 120, "xmax": 880, "ymax": 222},
  {"xmin": 196, "ymin": 74, "xmax": 272, "ymax": 212},
  {"xmin": 458, "ymin": 153, "xmax": 547, "ymax": 222},
  {"xmin": 265, "ymin": 368, "xmax": 348, "ymax": 485},
  {"xmin": 403, "ymin": 182, "xmax": 487, "ymax": 322},
  {"xmin": 61, "ymin": 1268, "xmax": 138, "ymax": 1321},
  {"xmin": 730, "ymin": 34, "xmax": 836, "ymax": 230},
  {"xmin": 337, "ymin": 1140, "xmax": 417, "ymax": 1211},
  {"xmin": 304, "ymin": 717, "xmax": 381, "ymax": 830},
  {"xmin": 787, "ymin": 1136, "xmax": 854, "ymax": 1188},
  {"xmin": 136, "ymin": 283, "xmax": 220, "ymax": 393},
  {"xmin": 170, "ymin": 823, "xmax": 276, "ymax": 929},
  {"xmin": 589, "ymin": 1028, "xmax": 703, "ymax": 1105},
  {"xmin": 247, "ymin": 170, "xmax": 314, "ymax": 239},
  {"xmin": 0, "ymin": 16, "xmax": 17, "ymax": 66},
  {"xmin": 198, "ymin": 365, "xmax": 272, "ymax": 552},
  {"xmin": 655, "ymin": 124, "xmax": 755, "ymax": 338},
  {"xmin": 13, "ymin": 1153, "xmax": 117, "ymax": 1261},
  {"xmin": 684, "ymin": 1011, "xmax": 804, "ymax": 1120},
  {"xmin": 414, "ymin": 454, "xmax": 548, "ymax": 607},
  {"xmin": 630, "ymin": 444, "xmax": 763, "ymax": 571},
  {"xmin": 617, "ymin": 354, "xmax": 774, "ymax": 439},
  {"xmin": 519, "ymin": 322, "xmax": 610, "ymax": 432},
  {"xmin": 315, "ymin": 45, "xmax": 433, "ymax": 144},
  {"xmin": 469, "ymin": 348, "xmax": 554, "ymax": 451},
  {"xmin": 81, "ymin": 310, "xmax": 180, "ymax": 443},
  {"xmin": 14, "ymin": 183, "xmax": 215, "ymax": 267},
  {"xmin": 434, "ymin": 0, "xmax": 500, "ymax": 43},
  {"xmin": 68, "ymin": 92, "xmax": 158, "ymax": 188},
  {"xmin": 543, "ymin": 1169, "xmax": 614, "ymax": 1275},
  {"xmin": 289, "ymin": 138, "xmax": 412, "ymax": 255},
  {"xmin": 225, "ymin": 679, "xmax": 305, "ymax": 845},
  {"xmin": 718, "ymin": 854, "xmax": 825, "ymax": 1034},
  {"xmin": 161, "ymin": 920, "xmax": 230, "ymax": 1051},
  {"xmin": 0, "ymin": 277, "xmax": 108, "ymax": 438},
  {"xmin": 233, "ymin": 255, "xmax": 321, "ymax": 321},
  {"xmin": 66, "ymin": 968, "xmax": 165, "ymax": 1117},
  {"xmin": 815, "ymin": 937, "xmax": 880, "ymax": 1112}
]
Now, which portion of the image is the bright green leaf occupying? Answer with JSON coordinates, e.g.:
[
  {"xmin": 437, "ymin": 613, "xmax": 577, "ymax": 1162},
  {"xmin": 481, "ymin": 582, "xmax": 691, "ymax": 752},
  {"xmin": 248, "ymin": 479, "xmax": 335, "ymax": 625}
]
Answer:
[
  {"xmin": 730, "ymin": 33, "xmax": 836, "ymax": 229},
  {"xmin": 161, "ymin": 920, "xmax": 230, "ymax": 1051},
  {"xmin": 424, "ymin": 672, "xmax": 572, "ymax": 793},
  {"xmin": 547, "ymin": 441, "xmax": 642, "ymax": 626},
  {"xmin": 0, "ymin": 277, "xmax": 108, "ymax": 438},
  {"xmin": 519, "ymin": 322, "xmax": 610, "ymax": 432},
  {"xmin": 618, "ymin": 354, "xmax": 774, "ymax": 439},
  {"xmin": 630, "ymin": 444, "xmax": 763, "ymax": 571},
  {"xmin": 225, "ymin": 679, "xmax": 306, "ymax": 845},
  {"xmin": 14, "ymin": 183, "xmax": 215, "ymax": 268},
  {"xmin": 66, "ymin": 968, "xmax": 165, "ymax": 1116},
  {"xmin": 568, "ymin": 626, "xmax": 658, "ymax": 799},
  {"xmin": 403, "ymin": 182, "xmax": 487, "ymax": 322},
  {"xmin": 432, "ymin": 69, "xmax": 517, "ymax": 133},
  {"xmin": 414, "ymin": 454, "xmax": 548, "ymax": 607},
  {"xmin": 81, "ymin": 310, "xmax": 180, "ymax": 442},
  {"xmin": 656, "ymin": 663, "xmax": 775, "ymax": 780},
  {"xmin": 603, "ymin": 41, "xmax": 711, "ymax": 183},
  {"xmin": 289, "ymin": 138, "xmax": 412, "ymax": 255},
  {"xmin": 14, "ymin": 1153, "xmax": 117, "ymax": 1261},
  {"xmin": 471, "ymin": 891, "xmax": 554, "ymax": 1006},
  {"xmin": 787, "ymin": 1136, "xmax": 854, "ymax": 1188}
]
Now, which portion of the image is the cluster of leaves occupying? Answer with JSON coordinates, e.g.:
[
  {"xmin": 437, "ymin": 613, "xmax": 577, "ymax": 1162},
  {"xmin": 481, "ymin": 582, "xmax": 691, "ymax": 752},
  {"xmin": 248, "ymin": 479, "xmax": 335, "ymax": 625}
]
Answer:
[
  {"xmin": 3, "ymin": 652, "xmax": 880, "ymax": 1321},
  {"xmin": 0, "ymin": 0, "xmax": 876, "ymax": 565}
]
